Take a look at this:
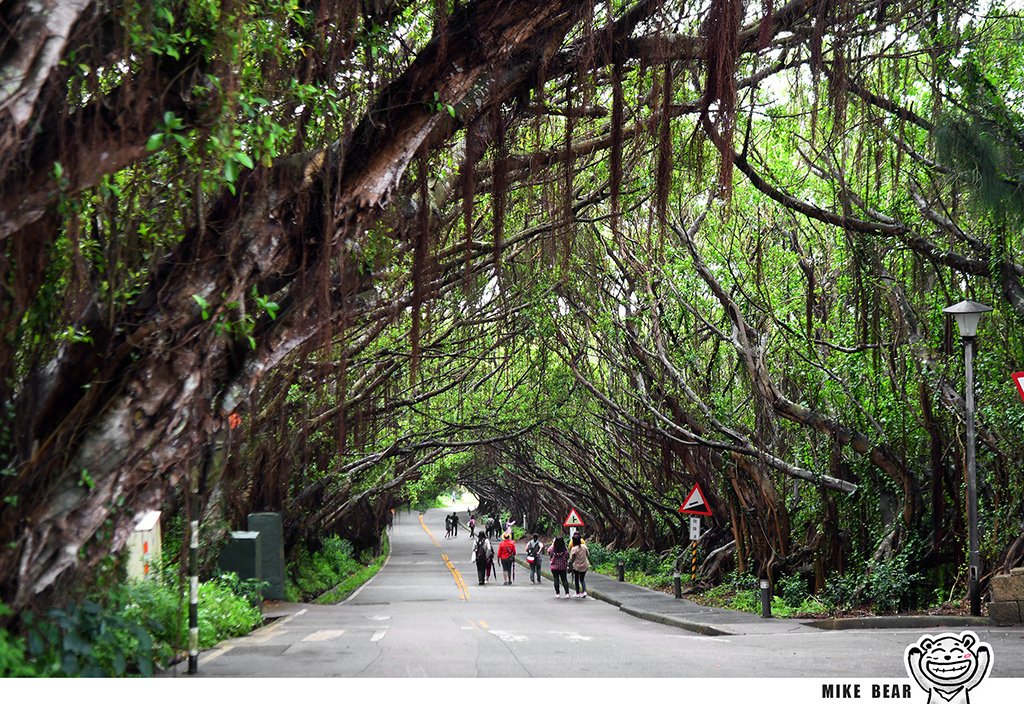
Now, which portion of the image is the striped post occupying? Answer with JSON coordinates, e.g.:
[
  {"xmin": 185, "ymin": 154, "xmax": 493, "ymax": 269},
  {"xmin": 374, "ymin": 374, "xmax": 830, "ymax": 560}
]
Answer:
[
  {"xmin": 691, "ymin": 540, "xmax": 697, "ymax": 583},
  {"xmin": 187, "ymin": 488, "xmax": 199, "ymax": 674}
]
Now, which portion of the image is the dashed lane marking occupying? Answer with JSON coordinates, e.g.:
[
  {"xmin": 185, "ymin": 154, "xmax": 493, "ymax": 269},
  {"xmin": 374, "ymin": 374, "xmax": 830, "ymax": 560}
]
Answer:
[
  {"xmin": 418, "ymin": 515, "xmax": 469, "ymax": 600},
  {"xmin": 371, "ymin": 629, "xmax": 388, "ymax": 642}
]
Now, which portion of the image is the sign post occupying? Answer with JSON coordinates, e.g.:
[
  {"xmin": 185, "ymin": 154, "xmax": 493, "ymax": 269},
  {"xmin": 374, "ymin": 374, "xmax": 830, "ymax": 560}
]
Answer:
[{"xmin": 679, "ymin": 483, "xmax": 712, "ymax": 585}]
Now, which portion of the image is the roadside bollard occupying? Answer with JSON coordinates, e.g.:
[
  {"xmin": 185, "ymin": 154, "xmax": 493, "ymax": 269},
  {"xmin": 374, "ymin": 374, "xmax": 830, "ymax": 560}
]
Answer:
[
  {"xmin": 617, "ymin": 561, "xmax": 625, "ymax": 582},
  {"xmin": 673, "ymin": 572, "xmax": 682, "ymax": 599},
  {"xmin": 760, "ymin": 578, "xmax": 772, "ymax": 618}
]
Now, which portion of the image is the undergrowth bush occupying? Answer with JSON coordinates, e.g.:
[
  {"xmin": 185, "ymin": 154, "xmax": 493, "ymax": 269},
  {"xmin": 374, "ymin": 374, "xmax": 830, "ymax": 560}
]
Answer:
[
  {"xmin": 1, "ymin": 567, "xmax": 263, "ymax": 677},
  {"xmin": 287, "ymin": 535, "xmax": 373, "ymax": 602}
]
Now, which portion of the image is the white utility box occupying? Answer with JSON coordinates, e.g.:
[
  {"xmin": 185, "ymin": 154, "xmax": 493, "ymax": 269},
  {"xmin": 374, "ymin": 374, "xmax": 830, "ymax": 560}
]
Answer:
[{"xmin": 126, "ymin": 510, "xmax": 162, "ymax": 580}]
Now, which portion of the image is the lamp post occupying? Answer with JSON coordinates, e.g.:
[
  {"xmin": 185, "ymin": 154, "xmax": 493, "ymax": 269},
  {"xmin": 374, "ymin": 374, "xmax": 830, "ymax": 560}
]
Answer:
[{"xmin": 943, "ymin": 299, "xmax": 992, "ymax": 616}]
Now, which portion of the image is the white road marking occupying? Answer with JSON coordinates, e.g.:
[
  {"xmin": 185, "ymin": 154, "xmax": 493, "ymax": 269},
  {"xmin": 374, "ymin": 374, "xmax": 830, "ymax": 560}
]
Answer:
[
  {"xmin": 490, "ymin": 630, "xmax": 528, "ymax": 642},
  {"xmin": 547, "ymin": 631, "xmax": 593, "ymax": 641},
  {"xmin": 371, "ymin": 629, "xmax": 388, "ymax": 642},
  {"xmin": 302, "ymin": 629, "xmax": 346, "ymax": 642},
  {"xmin": 366, "ymin": 614, "xmax": 391, "ymax": 621}
]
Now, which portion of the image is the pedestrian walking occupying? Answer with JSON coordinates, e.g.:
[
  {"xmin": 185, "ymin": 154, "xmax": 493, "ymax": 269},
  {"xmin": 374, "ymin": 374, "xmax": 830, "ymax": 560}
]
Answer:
[
  {"xmin": 468, "ymin": 515, "xmax": 476, "ymax": 537},
  {"xmin": 547, "ymin": 537, "xmax": 570, "ymax": 598},
  {"xmin": 569, "ymin": 533, "xmax": 590, "ymax": 598},
  {"xmin": 525, "ymin": 533, "xmax": 544, "ymax": 584},
  {"xmin": 497, "ymin": 532, "xmax": 517, "ymax": 585},
  {"xmin": 444, "ymin": 514, "xmax": 452, "ymax": 538},
  {"xmin": 451, "ymin": 512, "xmax": 459, "ymax": 537},
  {"xmin": 472, "ymin": 533, "xmax": 493, "ymax": 585}
]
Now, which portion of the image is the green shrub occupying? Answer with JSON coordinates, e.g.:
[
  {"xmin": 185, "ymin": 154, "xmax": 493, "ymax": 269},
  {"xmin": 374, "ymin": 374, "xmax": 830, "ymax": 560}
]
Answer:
[
  {"xmin": 822, "ymin": 570, "xmax": 863, "ymax": 611},
  {"xmin": 779, "ymin": 572, "xmax": 810, "ymax": 608},
  {"xmin": 0, "ymin": 605, "xmax": 42, "ymax": 676},
  {"xmin": 19, "ymin": 589, "xmax": 159, "ymax": 677},
  {"xmin": 286, "ymin": 534, "xmax": 372, "ymax": 602},
  {"xmin": 195, "ymin": 574, "xmax": 263, "ymax": 647},
  {"xmin": 866, "ymin": 552, "xmax": 916, "ymax": 612}
]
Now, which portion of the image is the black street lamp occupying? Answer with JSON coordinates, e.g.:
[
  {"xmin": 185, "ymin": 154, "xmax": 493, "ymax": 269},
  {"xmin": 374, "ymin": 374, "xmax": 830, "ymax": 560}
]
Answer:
[{"xmin": 943, "ymin": 299, "xmax": 992, "ymax": 616}]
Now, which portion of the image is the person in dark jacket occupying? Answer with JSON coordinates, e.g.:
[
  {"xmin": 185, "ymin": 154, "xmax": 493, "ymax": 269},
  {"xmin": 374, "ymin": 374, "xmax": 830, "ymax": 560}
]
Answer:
[
  {"xmin": 526, "ymin": 534, "xmax": 544, "ymax": 584},
  {"xmin": 472, "ymin": 533, "xmax": 493, "ymax": 585},
  {"xmin": 547, "ymin": 537, "xmax": 570, "ymax": 598}
]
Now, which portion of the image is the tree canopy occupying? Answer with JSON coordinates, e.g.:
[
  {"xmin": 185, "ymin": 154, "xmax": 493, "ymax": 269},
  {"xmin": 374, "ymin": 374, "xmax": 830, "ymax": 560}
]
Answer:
[{"xmin": 2, "ymin": 0, "xmax": 1024, "ymax": 613}]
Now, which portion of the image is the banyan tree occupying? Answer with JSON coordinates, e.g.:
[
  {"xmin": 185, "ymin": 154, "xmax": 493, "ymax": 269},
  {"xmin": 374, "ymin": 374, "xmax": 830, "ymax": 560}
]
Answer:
[{"xmin": 2, "ymin": 0, "xmax": 1024, "ymax": 615}]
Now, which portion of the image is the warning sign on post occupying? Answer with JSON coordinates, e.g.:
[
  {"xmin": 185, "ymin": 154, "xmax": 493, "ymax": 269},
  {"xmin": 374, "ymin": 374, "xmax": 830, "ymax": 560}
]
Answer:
[
  {"xmin": 563, "ymin": 508, "xmax": 585, "ymax": 527},
  {"xmin": 679, "ymin": 483, "xmax": 712, "ymax": 517}
]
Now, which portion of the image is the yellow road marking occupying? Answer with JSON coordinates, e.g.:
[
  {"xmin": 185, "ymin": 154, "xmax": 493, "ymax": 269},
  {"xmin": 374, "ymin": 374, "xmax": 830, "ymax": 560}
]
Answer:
[
  {"xmin": 418, "ymin": 514, "xmax": 441, "ymax": 547},
  {"xmin": 479, "ymin": 620, "xmax": 489, "ymax": 630},
  {"xmin": 420, "ymin": 515, "xmax": 469, "ymax": 600}
]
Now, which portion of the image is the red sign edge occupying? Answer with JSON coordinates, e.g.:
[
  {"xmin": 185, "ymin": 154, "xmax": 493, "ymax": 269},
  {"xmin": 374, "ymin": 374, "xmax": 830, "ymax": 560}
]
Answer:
[
  {"xmin": 562, "ymin": 507, "xmax": 585, "ymax": 527},
  {"xmin": 1013, "ymin": 372, "xmax": 1024, "ymax": 405},
  {"xmin": 678, "ymin": 483, "xmax": 713, "ymax": 517}
]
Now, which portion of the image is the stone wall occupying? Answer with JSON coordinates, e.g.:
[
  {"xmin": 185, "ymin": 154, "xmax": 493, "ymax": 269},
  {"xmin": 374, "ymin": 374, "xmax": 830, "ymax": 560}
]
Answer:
[{"xmin": 988, "ymin": 567, "xmax": 1024, "ymax": 626}]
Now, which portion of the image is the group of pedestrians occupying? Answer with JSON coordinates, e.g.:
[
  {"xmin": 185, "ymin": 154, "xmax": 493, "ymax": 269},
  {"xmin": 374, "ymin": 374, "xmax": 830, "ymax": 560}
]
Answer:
[
  {"xmin": 467, "ymin": 525, "xmax": 591, "ymax": 599},
  {"xmin": 544, "ymin": 534, "xmax": 590, "ymax": 598},
  {"xmin": 443, "ymin": 512, "xmax": 460, "ymax": 538}
]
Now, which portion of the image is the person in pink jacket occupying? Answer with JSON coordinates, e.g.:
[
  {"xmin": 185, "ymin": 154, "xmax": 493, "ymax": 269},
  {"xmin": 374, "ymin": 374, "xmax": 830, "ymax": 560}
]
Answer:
[{"xmin": 547, "ymin": 537, "xmax": 570, "ymax": 598}]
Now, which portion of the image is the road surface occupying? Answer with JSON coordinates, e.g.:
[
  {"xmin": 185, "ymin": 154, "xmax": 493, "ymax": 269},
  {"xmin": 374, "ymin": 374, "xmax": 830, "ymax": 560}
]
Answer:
[{"xmin": 184, "ymin": 508, "xmax": 1024, "ymax": 678}]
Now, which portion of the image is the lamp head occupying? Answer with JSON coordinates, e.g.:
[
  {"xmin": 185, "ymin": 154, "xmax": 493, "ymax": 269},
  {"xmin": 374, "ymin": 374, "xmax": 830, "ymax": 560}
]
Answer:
[{"xmin": 942, "ymin": 300, "xmax": 992, "ymax": 338}]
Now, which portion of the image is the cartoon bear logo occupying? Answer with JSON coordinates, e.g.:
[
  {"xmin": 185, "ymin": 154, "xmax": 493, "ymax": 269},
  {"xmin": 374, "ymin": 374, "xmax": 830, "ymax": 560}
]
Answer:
[{"xmin": 905, "ymin": 631, "xmax": 993, "ymax": 704}]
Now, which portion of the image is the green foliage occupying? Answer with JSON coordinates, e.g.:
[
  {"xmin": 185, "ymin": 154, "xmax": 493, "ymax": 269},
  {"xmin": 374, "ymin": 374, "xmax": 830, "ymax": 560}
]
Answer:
[
  {"xmin": 864, "ymin": 552, "xmax": 917, "ymax": 613},
  {"xmin": 287, "ymin": 536, "xmax": 363, "ymax": 601},
  {"xmin": 698, "ymin": 571, "xmax": 827, "ymax": 618},
  {"xmin": 3, "ymin": 566, "xmax": 263, "ymax": 677},
  {"xmin": 0, "ymin": 605, "xmax": 42, "ymax": 676},
  {"xmin": 19, "ymin": 589, "xmax": 159, "ymax": 677},
  {"xmin": 779, "ymin": 572, "xmax": 810, "ymax": 608},
  {"xmin": 314, "ymin": 533, "xmax": 389, "ymax": 605}
]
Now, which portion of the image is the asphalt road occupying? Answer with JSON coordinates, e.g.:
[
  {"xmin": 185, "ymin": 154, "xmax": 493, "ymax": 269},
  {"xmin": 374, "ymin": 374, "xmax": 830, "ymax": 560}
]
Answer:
[{"xmin": 185, "ymin": 508, "xmax": 1024, "ymax": 677}]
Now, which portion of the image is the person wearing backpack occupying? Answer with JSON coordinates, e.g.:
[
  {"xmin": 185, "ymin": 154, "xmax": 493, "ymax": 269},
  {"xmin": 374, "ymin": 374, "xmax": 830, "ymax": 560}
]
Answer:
[
  {"xmin": 472, "ymin": 533, "xmax": 492, "ymax": 585},
  {"xmin": 525, "ymin": 534, "xmax": 544, "ymax": 584},
  {"xmin": 569, "ymin": 533, "xmax": 590, "ymax": 598},
  {"xmin": 497, "ymin": 532, "xmax": 517, "ymax": 585}
]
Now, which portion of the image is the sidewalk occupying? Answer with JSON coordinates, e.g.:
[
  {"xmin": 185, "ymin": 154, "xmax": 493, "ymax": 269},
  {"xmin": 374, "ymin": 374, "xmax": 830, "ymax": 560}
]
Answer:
[{"xmin": 515, "ymin": 554, "xmax": 992, "ymax": 636}]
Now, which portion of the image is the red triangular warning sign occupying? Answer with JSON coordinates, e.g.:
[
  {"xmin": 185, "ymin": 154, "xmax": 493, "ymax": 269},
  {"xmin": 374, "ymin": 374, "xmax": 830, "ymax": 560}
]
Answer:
[
  {"xmin": 679, "ymin": 483, "xmax": 712, "ymax": 516},
  {"xmin": 1013, "ymin": 372, "xmax": 1024, "ymax": 405},
  {"xmin": 563, "ymin": 508, "xmax": 585, "ymax": 527}
]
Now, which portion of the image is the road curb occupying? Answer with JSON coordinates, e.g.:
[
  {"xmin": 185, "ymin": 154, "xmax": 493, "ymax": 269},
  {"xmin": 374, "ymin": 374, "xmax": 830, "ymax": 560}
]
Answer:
[
  {"xmin": 617, "ymin": 604, "xmax": 734, "ymax": 636},
  {"xmin": 805, "ymin": 615, "xmax": 993, "ymax": 630}
]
